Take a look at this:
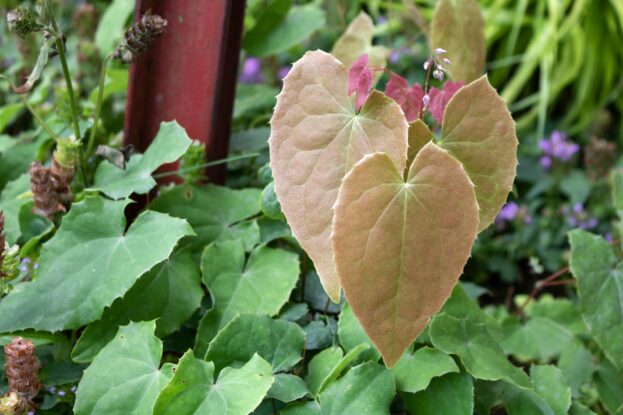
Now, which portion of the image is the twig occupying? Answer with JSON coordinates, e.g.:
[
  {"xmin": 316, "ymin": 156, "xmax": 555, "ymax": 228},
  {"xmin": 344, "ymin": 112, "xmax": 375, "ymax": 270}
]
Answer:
[{"xmin": 515, "ymin": 266, "xmax": 569, "ymax": 316}]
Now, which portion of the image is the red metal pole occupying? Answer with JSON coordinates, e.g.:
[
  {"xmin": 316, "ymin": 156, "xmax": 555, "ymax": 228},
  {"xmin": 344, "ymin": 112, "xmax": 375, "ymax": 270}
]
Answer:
[{"xmin": 124, "ymin": 0, "xmax": 246, "ymax": 184}]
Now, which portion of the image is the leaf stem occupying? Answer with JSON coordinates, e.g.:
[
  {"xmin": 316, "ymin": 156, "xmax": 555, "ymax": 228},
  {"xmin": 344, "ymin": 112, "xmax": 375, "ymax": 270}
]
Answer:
[
  {"xmin": 151, "ymin": 153, "xmax": 260, "ymax": 179},
  {"xmin": 419, "ymin": 57, "xmax": 433, "ymax": 120},
  {"xmin": 0, "ymin": 75, "xmax": 60, "ymax": 141},
  {"xmin": 86, "ymin": 55, "xmax": 112, "ymax": 160},
  {"xmin": 44, "ymin": 0, "xmax": 81, "ymax": 141}
]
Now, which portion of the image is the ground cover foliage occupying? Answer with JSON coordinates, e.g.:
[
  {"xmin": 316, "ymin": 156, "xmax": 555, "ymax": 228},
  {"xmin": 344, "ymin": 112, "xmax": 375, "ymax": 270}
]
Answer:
[{"xmin": 0, "ymin": 0, "xmax": 622, "ymax": 414}]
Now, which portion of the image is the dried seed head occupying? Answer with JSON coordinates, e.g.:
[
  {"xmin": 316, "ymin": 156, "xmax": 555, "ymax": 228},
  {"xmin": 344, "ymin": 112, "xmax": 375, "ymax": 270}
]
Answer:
[
  {"xmin": 112, "ymin": 12, "xmax": 167, "ymax": 64},
  {"xmin": 50, "ymin": 159, "xmax": 75, "ymax": 206},
  {"xmin": 29, "ymin": 162, "xmax": 66, "ymax": 220},
  {"xmin": 6, "ymin": 6, "xmax": 41, "ymax": 38},
  {"xmin": 4, "ymin": 337, "xmax": 42, "ymax": 402},
  {"xmin": 584, "ymin": 136, "xmax": 616, "ymax": 179}
]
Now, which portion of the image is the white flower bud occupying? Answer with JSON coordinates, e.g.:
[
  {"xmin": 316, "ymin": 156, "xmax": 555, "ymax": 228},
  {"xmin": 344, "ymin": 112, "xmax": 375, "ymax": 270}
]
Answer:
[
  {"xmin": 422, "ymin": 94, "xmax": 430, "ymax": 109},
  {"xmin": 443, "ymin": 58, "xmax": 451, "ymax": 65},
  {"xmin": 433, "ymin": 69, "xmax": 444, "ymax": 81},
  {"xmin": 423, "ymin": 60, "xmax": 430, "ymax": 71},
  {"xmin": 435, "ymin": 48, "xmax": 447, "ymax": 55}
]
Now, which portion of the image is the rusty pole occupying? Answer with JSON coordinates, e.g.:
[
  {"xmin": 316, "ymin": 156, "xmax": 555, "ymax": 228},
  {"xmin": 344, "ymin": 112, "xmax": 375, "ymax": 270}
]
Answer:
[{"xmin": 124, "ymin": 0, "xmax": 246, "ymax": 184}]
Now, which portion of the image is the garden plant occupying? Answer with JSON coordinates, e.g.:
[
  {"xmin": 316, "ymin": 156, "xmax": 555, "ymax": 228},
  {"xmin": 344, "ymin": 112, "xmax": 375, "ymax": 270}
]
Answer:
[{"xmin": 0, "ymin": 0, "xmax": 622, "ymax": 414}]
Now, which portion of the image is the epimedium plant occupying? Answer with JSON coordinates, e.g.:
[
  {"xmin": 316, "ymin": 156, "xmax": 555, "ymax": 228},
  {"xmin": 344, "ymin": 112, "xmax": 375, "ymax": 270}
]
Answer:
[
  {"xmin": 0, "ymin": 1, "xmax": 622, "ymax": 415},
  {"xmin": 269, "ymin": 37, "xmax": 517, "ymax": 366}
]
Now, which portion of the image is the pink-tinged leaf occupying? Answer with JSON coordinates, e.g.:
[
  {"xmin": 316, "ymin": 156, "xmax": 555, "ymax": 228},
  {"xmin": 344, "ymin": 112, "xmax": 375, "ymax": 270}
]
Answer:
[
  {"xmin": 348, "ymin": 54, "xmax": 373, "ymax": 111},
  {"xmin": 332, "ymin": 144, "xmax": 479, "ymax": 367},
  {"xmin": 385, "ymin": 73, "xmax": 423, "ymax": 122},
  {"xmin": 439, "ymin": 76, "xmax": 518, "ymax": 232},
  {"xmin": 428, "ymin": 81, "xmax": 464, "ymax": 124},
  {"xmin": 269, "ymin": 50, "xmax": 408, "ymax": 302}
]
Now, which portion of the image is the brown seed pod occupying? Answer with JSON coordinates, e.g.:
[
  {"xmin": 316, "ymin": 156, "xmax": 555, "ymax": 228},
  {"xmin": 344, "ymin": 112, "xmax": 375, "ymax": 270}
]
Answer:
[
  {"xmin": 112, "ymin": 11, "xmax": 167, "ymax": 64},
  {"xmin": 4, "ymin": 337, "xmax": 42, "ymax": 401},
  {"xmin": 29, "ymin": 162, "xmax": 65, "ymax": 220},
  {"xmin": 50, "ymin": 159, "xmax": 75, "ymax": 206}
]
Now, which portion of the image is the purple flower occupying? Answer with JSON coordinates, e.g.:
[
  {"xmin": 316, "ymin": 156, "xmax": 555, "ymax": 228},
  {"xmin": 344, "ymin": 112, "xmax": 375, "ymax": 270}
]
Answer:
[
  {"xmin": 563, "ymin": 203, "xmax": 598, "ymax": 230},
  {"xmin": 539, "ymin": 131, "xmax": 579, "ymax": 168},
  {"xmin": 495, "ymin": 202, "xmax": 520, "ymax": 227},
  {"xmin": 376, "ymin": 15, "xmax": 387, "ymax": 25},
  {"xmin": 71, "ymin": 385, "xmax": 78, "ymax": 393},
  {"xmin": 605, "ymin": 233, "xmax": 614, "ymax": 243},
  {"xmin": 58, "ymin": 390, "xmax": 66, "ymax": 397},
  {"xmin": 239, "ymin": 57, "xmax": 264, "ymax": 84},
  {"xmin": 278, "ymin": 66, "xmax": 290, "ymax": 80},
  {"xmin": 389, "ymin": 46, "xmax": 411, "ymax": 64},
  {"xmin": 540, "ymin": 156, "xmax": 552, "ymax": 170},
  {"xmin": 48, "ymin": 387, "xmax": 56, "ymax": 394}
]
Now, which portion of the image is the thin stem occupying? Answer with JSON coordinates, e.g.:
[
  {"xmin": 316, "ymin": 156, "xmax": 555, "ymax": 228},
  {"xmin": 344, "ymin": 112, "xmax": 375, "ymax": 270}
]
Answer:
[
  {"xmin": 151, "ymin": 153, "xmax": 260, "ymax": 179},
  {"xmin": 515, "ymin": 266, "xmax": 569, "ymax": 316},
  {"xmin": 419, "ymin": 57, "xmax": 433, "ymax": 119},
  {"xmin": 45, "ymin": 0, "xmax": 81, "ymax": 140},
  {"xmin": 86, "ymin": 55, "xmax": 112, "ymax": 159},
  {"xmin": 0, "ymin": 75, "xmax": 60, "ymax": 141}
]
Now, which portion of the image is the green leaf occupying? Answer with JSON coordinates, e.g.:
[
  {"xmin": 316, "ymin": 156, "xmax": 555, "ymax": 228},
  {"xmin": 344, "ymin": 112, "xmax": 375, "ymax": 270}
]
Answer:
[
  {"xmin": 557, "ymin": 341, "xmax": 594, "ymax": 397},
  {"xmin": 270, "ymin": 50, "xmax": 408, "ymax": 302},
  {"xmin": 234, "ymin": 84, "xmax": 279, "ymax": 120},
  {"xmin": 0, "ymin": 196, "xmax": 193, "ymax": 332},
  {"xmin": 429, "ymin": 288, "xmax": 528, "ymax": 389},
  {"xmin": 205, "ymin": 314, "xmax": 305, "ymax": 373},
  {"xmin": 403, "ymin": 372, "xmax": 474, "ymax": 415},
  {"xmin": 318, "ymin": 362, "xmax": 395, "ymax": 415},
  {"xmin": 281, "ymin": 401, "xmax": 321, "ymax": 415},
  {"xmin": 72, "ymin": 249, "xmax": 202, "ymax": 362},
  {"xmin": 261, "ymin": 181, "xmax": 284, "ymax": 220},
  {"xmin": 569, "ymin": 230, "xmax": 623, "ymax": 369},
  {"xmin": 331, "ymin": 12, "xmax": 389, "ymax": 71},
  {"xmin": 306, "ymin": 347, "xmax": 344, "ymax": 397},
  {"xmin": 439, "ymin": 76, "xmax": 518, "ymax": 232},
  {"xmin": 612, "ymin": 170, "xmax": 623, "ymax": 219},
  {"xmin": 243, "ymin": 5, "xmax": 326, "ymax": 57},
  {"xmin": 391, "ymin": 346, "xmax": 460, "ymax": 393},
  {"xmin": 267, "ymin": 374, "xmax": 309, "ymax": 402},
  {"xmin": 0, "ymin": 138, "xmax": 40, "ymax": 191},
  {"xmin": 150, "ymin": 184, "xmax": 262, "ymax": 253},
  {"xmin": 593, "ymin": 357, "xmax": 623, "ymax": 415},
  {"xmin": 332, "ymin": 145, "xmax": 479, "ymax": 366},
  {"xmin": 74, "ymin": 321, "xmax": 170, "ymax": 415},
  {"xmin": 315, "ymin": 344, "xmax": 370, "ymax": 395},
  {"xmin": 242, "ymin": 0, "xmax": 292, "ymax": 54},
  {"xmin": 95, "ymin": 0, "xmax": 136, "ymax": 55},
  {"xmin": 560, "ymin": 170, "xmax": 592, "ymax": 204},
  {"xmin": 93, "ymin": 121, "xmax": 192, "ymax": 199},
  {"xmin": 530, "ymin": 365, "xmax": 571, "ymax": 415},
  {"xmin": 0, "ymin": 103, "xmax": 23, "ymax": 133},
  {"xmin": 337, "ymin": 302, "xmax": 381, "ymax": 362},
  {"xmin": 153, "ymin": 352, "xmax": 273, "ymax": 415},
  {"xmin": 195, "ymin": 240, "xmax": 299, "ymax": 351},
  {"xmin": 500, "ymin": 382, "xmax": 556, "ymax": 415},
  {"xmin": 0, "ymin": 173, "xmax": 29, "ymax": 244},
  {"xmin": 430, "ymin": 0, "xmax": 486, "ymax": 82},
  {"xmin": 500, "ymin": 317, "xmax": 574, "ymax": 362}
]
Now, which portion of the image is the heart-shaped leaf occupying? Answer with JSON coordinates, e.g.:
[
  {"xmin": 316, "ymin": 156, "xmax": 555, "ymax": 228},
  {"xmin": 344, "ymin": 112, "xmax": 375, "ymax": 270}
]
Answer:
[
  {"xmin": 569, "ymin": 230, "xmax": 623, "ymax": 369},
  {"xmin": 74, "ymin": 321, "xmax": 172, "ymax": 415},
  {"xmin": 269, "ymin": 50, "xmax": 408, "ymax": 301},
  {"xmin": 407, "ymin": 119, "xmax": 434, "ymax": 166},
  {"xmin": 331, "ymin": 11, "xmax": 389, "ymax": 71},
  {"xmin": 0, "ymin": 196, "xmax": 194, "ymax": 332},
  {"xmin": 92, "ymin": 121, "xmax": 192, "ymax": 200},
  {"xmin": 430, "ymin": 0, "xmax": 486, "ymax": 83},
  {"xmin": 439, "ymin": 76, "xmax": 518, "ymax": 231},
  {"xmin": 71, "ymin": 249, "xmax": 203, "ymax": 363},
  {"xmin": 153, "ymin": 352, "xmax": 273, "ymax": 415},
  {"xmin": 194, "ymin": 240, "xmax": 300, "ymax": 353},
  {"xmin": 332, "ymin": 143, "xmax": 479, "ymax": 366}
]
